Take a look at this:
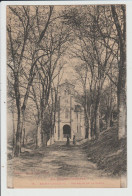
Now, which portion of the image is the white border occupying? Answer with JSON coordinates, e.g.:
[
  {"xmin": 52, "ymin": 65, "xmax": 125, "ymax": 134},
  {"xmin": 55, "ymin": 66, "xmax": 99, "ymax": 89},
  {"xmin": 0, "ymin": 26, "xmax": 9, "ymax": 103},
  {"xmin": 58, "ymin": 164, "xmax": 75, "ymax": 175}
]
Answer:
[
  {"xmin": 1, "ymin": 1, "xmax": 132, "ymax": 196},
  {"xmin": 0, "ymin": 0, "xmax": 131, "ymax": 5}
]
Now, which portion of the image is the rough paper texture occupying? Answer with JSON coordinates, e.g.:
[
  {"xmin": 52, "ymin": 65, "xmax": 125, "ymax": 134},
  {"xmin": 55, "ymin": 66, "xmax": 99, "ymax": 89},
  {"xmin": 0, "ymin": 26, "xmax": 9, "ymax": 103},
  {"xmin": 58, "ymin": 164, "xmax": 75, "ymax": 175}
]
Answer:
[{"xmin": 7, "ymin": 5, "xmax": 127, "ymax": 188}]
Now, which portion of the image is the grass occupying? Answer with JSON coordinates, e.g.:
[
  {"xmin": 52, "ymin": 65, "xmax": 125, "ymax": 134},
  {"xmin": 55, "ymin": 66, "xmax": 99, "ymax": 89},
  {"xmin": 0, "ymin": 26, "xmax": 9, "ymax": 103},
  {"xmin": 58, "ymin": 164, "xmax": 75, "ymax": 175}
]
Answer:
[{"xmin": 82, "ymin": 126, "xmax": 127, "ymax": 177}]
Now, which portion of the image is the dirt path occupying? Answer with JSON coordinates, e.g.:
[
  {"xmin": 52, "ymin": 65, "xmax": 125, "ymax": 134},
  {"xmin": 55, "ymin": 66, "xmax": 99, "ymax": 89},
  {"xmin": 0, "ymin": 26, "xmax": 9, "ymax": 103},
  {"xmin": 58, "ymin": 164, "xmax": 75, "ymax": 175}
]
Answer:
[
  {"xmin": 8, "ymin": 143, "xmax": 106, "ymax": 180},
  {"xmin": 39, "ymin": 144, "xmax": 105, "ymax": 179}
]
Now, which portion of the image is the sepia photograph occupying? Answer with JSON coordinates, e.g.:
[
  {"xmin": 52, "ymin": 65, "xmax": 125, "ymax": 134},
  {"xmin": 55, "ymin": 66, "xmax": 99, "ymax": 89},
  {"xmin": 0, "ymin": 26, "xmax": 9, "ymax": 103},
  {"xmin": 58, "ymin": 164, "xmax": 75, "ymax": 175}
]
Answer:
[{"xmin": 6, "ymin": 4, "xmax": 127, "ymax": 188}]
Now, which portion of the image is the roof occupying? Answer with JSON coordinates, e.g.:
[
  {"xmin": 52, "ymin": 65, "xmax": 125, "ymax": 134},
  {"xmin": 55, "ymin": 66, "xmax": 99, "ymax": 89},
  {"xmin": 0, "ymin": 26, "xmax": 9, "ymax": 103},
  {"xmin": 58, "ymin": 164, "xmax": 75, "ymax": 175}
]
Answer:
[{"xmin": 59, "ymin": 79, "xmax": 75, "ymax": 88}]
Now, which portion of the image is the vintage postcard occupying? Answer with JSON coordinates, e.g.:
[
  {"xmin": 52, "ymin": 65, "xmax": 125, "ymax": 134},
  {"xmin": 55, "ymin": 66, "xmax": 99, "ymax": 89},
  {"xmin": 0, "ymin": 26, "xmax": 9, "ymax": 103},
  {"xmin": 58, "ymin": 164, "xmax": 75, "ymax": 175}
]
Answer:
[{"xmin": 6, "ymin": 3, "xmax": 127, "ymax": 188}]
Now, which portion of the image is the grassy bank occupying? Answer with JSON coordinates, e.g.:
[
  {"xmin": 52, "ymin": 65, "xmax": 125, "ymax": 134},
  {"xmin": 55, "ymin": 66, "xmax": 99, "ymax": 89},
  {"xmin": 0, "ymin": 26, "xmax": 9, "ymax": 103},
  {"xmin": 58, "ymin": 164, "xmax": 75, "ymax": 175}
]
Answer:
[{"xmin": 82, "ymin": 126, "xmax": 127, "ymax": 176}]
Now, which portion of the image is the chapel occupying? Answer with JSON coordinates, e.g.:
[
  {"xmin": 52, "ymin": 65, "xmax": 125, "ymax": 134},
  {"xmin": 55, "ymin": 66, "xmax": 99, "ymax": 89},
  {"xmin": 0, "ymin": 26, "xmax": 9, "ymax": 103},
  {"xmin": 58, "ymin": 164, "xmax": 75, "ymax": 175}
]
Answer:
[{"xmin": 54, "ymin": 80, "xmax": 85, "ymax": 141}]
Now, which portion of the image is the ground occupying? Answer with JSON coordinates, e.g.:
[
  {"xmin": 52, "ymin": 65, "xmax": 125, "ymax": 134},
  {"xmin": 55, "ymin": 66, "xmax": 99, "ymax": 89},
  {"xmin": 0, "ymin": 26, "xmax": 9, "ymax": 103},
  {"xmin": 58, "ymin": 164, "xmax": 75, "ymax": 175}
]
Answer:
[
  {"xmin": 7, "ymin": 126, "xmax": 126, "ymax": 188},
  {"xmin": 8, "ymin": 142, "xmax": 106, "ymax": 180}
]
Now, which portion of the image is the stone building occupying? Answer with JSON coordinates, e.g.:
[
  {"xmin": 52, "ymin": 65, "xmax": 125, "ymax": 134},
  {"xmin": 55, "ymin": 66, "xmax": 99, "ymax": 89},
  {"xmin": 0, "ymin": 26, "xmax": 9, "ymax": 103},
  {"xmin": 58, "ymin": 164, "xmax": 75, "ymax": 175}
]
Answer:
[{"xmin": 54, "ymin": 80, "xmax": 85, "ymax": 141}]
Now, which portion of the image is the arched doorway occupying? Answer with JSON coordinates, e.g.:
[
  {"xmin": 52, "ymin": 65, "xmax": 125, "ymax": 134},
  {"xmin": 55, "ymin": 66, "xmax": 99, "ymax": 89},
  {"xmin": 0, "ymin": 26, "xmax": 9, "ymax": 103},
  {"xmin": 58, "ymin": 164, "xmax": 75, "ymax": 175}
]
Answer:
[{"xmin": 63, "ymin": 125, "xmax": 71, "ymax": 138}]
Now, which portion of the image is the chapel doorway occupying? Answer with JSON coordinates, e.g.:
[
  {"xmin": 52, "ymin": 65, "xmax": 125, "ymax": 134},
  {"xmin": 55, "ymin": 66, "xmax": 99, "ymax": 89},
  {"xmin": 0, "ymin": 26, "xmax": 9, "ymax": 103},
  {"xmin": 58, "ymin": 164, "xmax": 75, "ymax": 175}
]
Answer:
[{"xmin": 63, "ymin": 125, "xmax": 71, "ymax": 138}]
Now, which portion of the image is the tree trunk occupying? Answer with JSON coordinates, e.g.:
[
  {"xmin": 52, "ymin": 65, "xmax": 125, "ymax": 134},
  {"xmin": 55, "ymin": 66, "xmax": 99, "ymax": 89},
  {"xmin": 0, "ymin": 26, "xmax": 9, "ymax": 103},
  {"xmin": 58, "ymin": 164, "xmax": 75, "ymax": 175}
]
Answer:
[
  {"xmin": 14, "ymin": 112, "xmax": 22, "ymax": 156},
  {"xmin": 118, "ymin": 92, "xmax": 126, "ymax": 139},
  {"xmin": 37, "ymin": 123, "xmax": 42, "ymax": 147},
  {"xmin": 94, "ymin": 98, "xmax": 100, "ymax": 139},
  {"xmin": 95, "ymin": 103, "xmax": 100, "ymax": 139},
  {"xmin": 12, "ymin": 110, "xmax": 16, "ymax": 155},
  {"xmin": 50, "ymin": 124, "xmax": 55, "ymax": 145},
  {"xmin": 88, "ymin": 118, "xmax": 91, "ymax": 140},
  {"xmin": 22, "ymin": 109, "xmax": 26, "ymax": 147},
  {"xmin": 84, "ymin": 107, "xmax": 89, "ymax": 138},
  {"xmin": 35, "ymin": 123, "xmax": 39, "ymax": 148},
  {"xmin": 22, "ymin": 127, "xmax": 25, "ymax": 147},
  {"xmin": 118, "ymin": 42, "xmax": 126, "ymax": 139},
  {"xmin": 91, "ymin": 117, "xmax": 94, "ymax": 139},
  {"xmin": 14, "ymin": 78, "xmax": 22, "ymax": 157},
  {"xmin": 88, "ymin": 106, "xmax": 92, "ymax": 140},
  {"xmin": 41, "ymin": 132, "xmax": 44, "ymax": 146},
  {"xmin": 111, "ymin": 5, "xmax": 126, "ymax": 139},
  {"xmin": 118, "ymin": 41, "xmax": 126, "ymax": 139},
  {"xmin": 43, "ymin": 132, "xmax": 47, "ymax": 146}
]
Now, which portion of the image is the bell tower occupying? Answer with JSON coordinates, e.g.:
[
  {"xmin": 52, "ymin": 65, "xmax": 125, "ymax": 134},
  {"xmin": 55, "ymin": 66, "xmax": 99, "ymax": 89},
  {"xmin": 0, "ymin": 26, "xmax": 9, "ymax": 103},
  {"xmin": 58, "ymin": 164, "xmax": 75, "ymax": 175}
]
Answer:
[{"xmin": 54, "ymin": 80, "xmax": 85, "ymax": 141}]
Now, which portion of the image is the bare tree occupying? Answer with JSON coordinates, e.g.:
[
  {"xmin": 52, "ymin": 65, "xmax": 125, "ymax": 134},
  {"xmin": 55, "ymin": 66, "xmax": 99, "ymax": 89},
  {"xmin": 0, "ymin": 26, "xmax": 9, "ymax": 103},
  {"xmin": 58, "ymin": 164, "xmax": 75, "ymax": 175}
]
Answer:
[
  {"xmin": 111, "ymin": 5, "xmax": 126, "ymax": 139},
  {"xmin": 63, "ymin": 5, "xmax": 118, "ymax": 139},
  {"xmin": 7, "ymin": 5, "xmax": 54, "ymax": 156}
]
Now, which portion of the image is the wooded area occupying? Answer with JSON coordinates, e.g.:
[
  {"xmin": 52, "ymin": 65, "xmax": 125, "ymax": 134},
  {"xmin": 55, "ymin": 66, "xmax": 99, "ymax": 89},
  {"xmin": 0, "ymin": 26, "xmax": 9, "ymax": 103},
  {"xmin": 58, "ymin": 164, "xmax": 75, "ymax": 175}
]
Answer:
[{"xmin": 7, "ymin": 5, "xmax": 126, "ymax": 158}]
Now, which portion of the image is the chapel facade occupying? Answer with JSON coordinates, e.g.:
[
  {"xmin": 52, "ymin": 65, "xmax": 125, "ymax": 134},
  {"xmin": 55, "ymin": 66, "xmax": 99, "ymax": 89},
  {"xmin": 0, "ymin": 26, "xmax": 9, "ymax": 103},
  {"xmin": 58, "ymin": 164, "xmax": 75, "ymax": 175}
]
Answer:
[{"xmin": 54, "ymin": 80, "xmax": 85, "ymax": 141}]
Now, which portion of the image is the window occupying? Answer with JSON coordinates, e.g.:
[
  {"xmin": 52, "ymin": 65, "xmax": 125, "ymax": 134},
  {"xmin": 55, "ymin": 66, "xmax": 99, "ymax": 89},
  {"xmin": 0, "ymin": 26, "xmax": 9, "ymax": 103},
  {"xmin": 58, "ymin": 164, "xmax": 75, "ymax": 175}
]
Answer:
[{"xmin": 65, "ymin": 108, "xmax": 69, "ymax": 118}]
